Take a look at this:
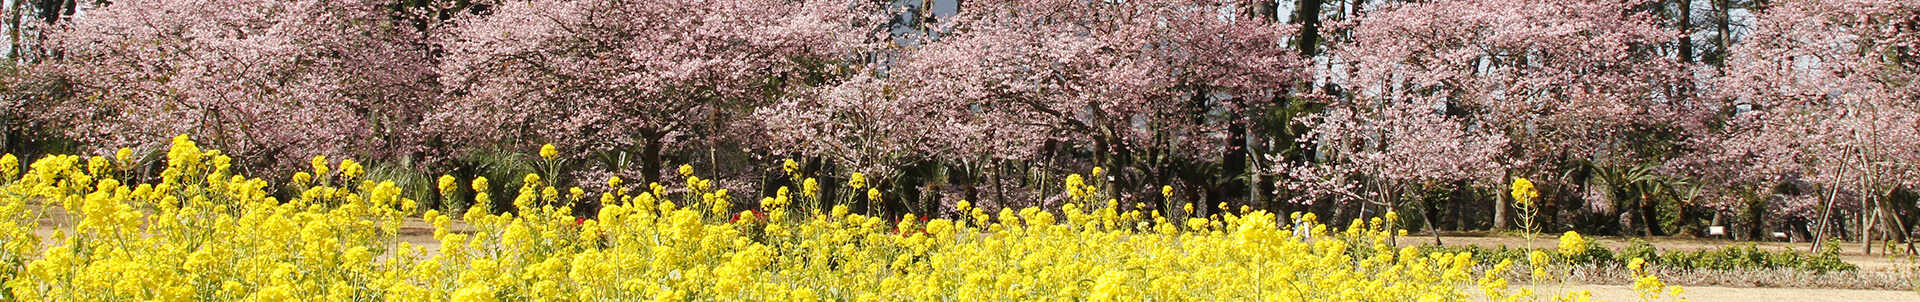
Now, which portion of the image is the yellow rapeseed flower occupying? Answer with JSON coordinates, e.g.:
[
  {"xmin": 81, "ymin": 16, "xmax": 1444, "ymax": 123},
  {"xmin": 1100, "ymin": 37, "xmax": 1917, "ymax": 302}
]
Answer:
[
  {"xmin": 115, "ymin": 147, "xmax": 133, "ymax": 167},
  {"xmin": 0, "ymin": 135, "xmax": 1615, "ymax": 302},
  {"xmin": 338, "ymin": 158, "xmax": 363, "ymax": 180},
  {"xmin": 1558, "ymin": 231, "xmax": 1587, "ymax": 256},
  {"xmin": 1510, "ymin": 177, "xmax": 1538, "ymax": 206},
  {"xmin": 311, "ymin": 155, "xmax": 330, "ymax": 175},
  {"xmin": 803, "ymin": 178, "xmax": 819, "ymax": 198},
  {"xmin": 439, "ymin": 175, "xmax": 458, "ymax": 194},
  {"xmin": 0, "ymin": 153, "xmax": 16, "ymax": 180}
]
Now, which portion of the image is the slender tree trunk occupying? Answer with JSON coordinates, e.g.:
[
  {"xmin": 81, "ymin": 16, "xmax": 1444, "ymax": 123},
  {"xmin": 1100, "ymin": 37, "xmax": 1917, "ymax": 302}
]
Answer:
[
  {"xmin": 1422, "ymin": 189, "xmax": 1442, "ymax": 245},
  {"xmin": 993, "ymin": 159, "xmax": 1005, "ymax": 209},
  {"xmin": 1156, "ymin": 144, "xmax": 1174, "ymax": 215},
  {"xmin": 1249, "ymin": 135, "xmax": 1264, "ymax": 210},
  {"xmin": 1711, "ymin": 0, "xmax": 1732, "ymax": 69},
  {"xmin": 1678, "ymin": 0, "xmax": 1694, "ymax": 64},
  {"xmin": 1749, "ymin": 193, "xmax": 1767, "ymax": 240},
  {"xmin": 1865, "ymin": 194, "xmax": 1879, "ymax": 254},
  {"xmin": 1812, "ymin": 184, "xmax": 1841, "ymax": 251},
  {"xmin": 1494, "ymin": 172, "xmax": 1510, "ymax": 232},
  {"xmin": 8, "ymin": 0, "xmax": 23, "ymax": 61}
]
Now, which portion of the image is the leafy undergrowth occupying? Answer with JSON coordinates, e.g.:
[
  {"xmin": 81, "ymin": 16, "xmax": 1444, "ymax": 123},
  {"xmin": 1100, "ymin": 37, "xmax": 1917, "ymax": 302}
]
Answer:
[
  {"xmin": 1419, "ymin": 238, "xmax": 1920, "ymax": 291},
  {"xmin": 1424, "ymin": 239, "xmax": 1855, "ymax": 273}
]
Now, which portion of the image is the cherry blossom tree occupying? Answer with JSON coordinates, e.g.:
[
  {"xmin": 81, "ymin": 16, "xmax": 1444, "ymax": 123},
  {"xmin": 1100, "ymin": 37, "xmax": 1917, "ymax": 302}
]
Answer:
[
  {"xmin": 428, "ymin": 0, "xmax": 877, "ymax": 185},
  {"xmin": 756, "ymin": 0, "xmax": 1310, "ymax": 216},
  {"xmin": 1294, "ymin": 0, "xmax": 1693, "ymax": 231},
  {"xmin": 952, "ymin": 0, "xmax": 1304, "ymax": 198},
  {"xmin": 1282, "ymin": 96, "xmax": 1509, "ymax": 224},
  {"xmin": 1706, "ymin": 0, "xmax": 1920, "ymax": 250},
  {"xmin": 754, "ymin": 71, "xmax": 1013, "ymax": 215},
  {"xmin": 37, "ymin": 0, "xmax": 439, "ymax": 174}
]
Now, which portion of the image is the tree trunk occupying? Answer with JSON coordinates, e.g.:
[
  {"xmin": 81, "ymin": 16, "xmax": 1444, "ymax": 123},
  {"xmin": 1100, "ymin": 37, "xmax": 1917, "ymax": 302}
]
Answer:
[
  {"xmin": 1641, "ymin": 196, "xmax": 1665, "ymax": 236},
  {"xmin": 993, "ymin": 159, "xmax": 1006, "ymax": 209},
  {"xmin": 1711, "ymin": 0, "xmax": 1732, "ymax": 69},
  {"xmin": 1294, "ymin": 0, "xmax": 1325, "ymax": 57},
  {"xmin": 1887, "ymin": 192, "xmax": 1916, "ymax": 253},
  {"xmin": 639, "ymin": 130, "xmax": 665, "ymax": 186},
  {"xmin": 8, "ymin": 0, "xmax": 23, "ymax": 61},
  {"xmin": 1423, "ymin": 191, "xmax": 1442, "ymax": 245},
  {"xmin": 1865, "ymin": 195, "xmax": 1879, "ymax": 255},
  {"xmin": 1678, "ymin": 0, "xmax": 1693, "ymax": 64},
  {"xmin": 1863, "ymin": 189, "xmax": 1875, "ymax": 254},
  {"xmin": 1710, "ymin": 211, "xmax": 1724, "ymax": 236},
  {"xmin": 1748, "ymin": 194, "xmax": 1767, "ymax": 240},
  {"xmin": 1220, "ymin": 98, "xmax": 1248, "ymax": 214},
  {"xmin": 1249, "ymin": 135, "xmax": 1264, "ymax": 210},
  {"xmin": 1494, "ymin": 172, "xmax": 1511, "ymax": 232},
  {"xmin": 1678, "ymin": 198, "xmax": 1694, "ymax": 237},
  {"xmin": 1812, "ymin": 184, "xmax": 1840, "ymax": 251}
]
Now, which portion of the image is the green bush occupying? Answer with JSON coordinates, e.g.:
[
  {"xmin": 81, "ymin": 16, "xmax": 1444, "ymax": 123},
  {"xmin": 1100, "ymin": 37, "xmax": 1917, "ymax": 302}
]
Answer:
[
  {"xmin": 1416, "ymin": 238, "xmax": 1857, "ymax": 273},
  {"xmin": 1415, "ymin": 244, "xmax": 1537, "ymax": 266},
  {"xmin": 1653, "ymin": 240, "xmax": 1855, "ymax": 273}
]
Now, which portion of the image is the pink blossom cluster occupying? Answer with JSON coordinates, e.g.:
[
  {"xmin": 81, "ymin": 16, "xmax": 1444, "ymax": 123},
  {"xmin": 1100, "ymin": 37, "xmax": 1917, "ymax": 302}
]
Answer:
[
  {"xmin": 16, "ymin": 0, "xmax": 1920, "ymax": 228},
  {"xmin": 40, "ymin": 0, "xmax": 437, "ymax": 172},
  {"xmin": 1698, "ymin": 0, "xmax": 1920, "ymax": 217}
]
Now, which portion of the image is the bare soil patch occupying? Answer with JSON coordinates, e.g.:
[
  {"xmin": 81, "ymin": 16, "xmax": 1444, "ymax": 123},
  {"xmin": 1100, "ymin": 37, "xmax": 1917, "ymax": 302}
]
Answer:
[{"xmin": 1558, "ymin": 284, "xmax": 1919, "ymax": 302}]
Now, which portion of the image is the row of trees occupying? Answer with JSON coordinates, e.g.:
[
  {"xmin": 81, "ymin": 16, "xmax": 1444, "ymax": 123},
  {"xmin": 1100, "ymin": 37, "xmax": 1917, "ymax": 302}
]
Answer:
[{"xmin": 1, "ymin": 0, "xmax": 1916, "ymax": 247}]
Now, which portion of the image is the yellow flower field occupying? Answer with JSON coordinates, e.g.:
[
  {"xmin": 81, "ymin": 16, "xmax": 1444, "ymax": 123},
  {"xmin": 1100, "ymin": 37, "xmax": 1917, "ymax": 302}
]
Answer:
[{"xmin": 0, "ymin": 136, "xmax": 1664, "ymax": 301}]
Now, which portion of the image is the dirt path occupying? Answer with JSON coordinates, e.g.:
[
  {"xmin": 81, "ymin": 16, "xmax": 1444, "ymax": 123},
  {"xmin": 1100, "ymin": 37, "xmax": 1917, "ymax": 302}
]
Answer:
[{"xmin": 1556, "ymin": 284, "xmax": 1920, "ymax": 302}]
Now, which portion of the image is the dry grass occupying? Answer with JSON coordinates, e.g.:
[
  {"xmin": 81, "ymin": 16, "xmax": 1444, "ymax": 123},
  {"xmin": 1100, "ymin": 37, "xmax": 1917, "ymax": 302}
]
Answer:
[
  {"xmin": 1564, "ymin": 264, "xmax": 1914, "ymax": 290},
  {"xmin": 1555, "ymin": 284, "xmax": 1920, "ymax": 302}
]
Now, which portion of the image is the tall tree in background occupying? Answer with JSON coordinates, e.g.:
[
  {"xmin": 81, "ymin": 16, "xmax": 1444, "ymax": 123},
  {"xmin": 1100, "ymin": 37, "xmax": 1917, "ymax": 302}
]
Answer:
[
  {"xmin": 754, "ymin": 71, "xmax": 1009, "ymax": 214},
  {"xmin": 1305, "ymin": 0, "xmax": 1693, "ymax": 232},
  {"xmin": 1166, "ymin": 0, "xmax": 1312, "ymax": 216},
  {"xmin": 1709, "ymin": 0, "xmax": 1920, "ymax": 251},
  {"xmin": 430, "ymin": 0, "xmax": 877, "ymax": 185},
  {"xmin": 1679, "ymin": 0, "xmax": 1697, "ymax": 65},
  {"xmin": 36, "ymin": 0, "xmax": 440, "ymax": 174},
  {"xmin": 761, "ymin": 0, "xmax": 1308, "ymax": 216}
]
